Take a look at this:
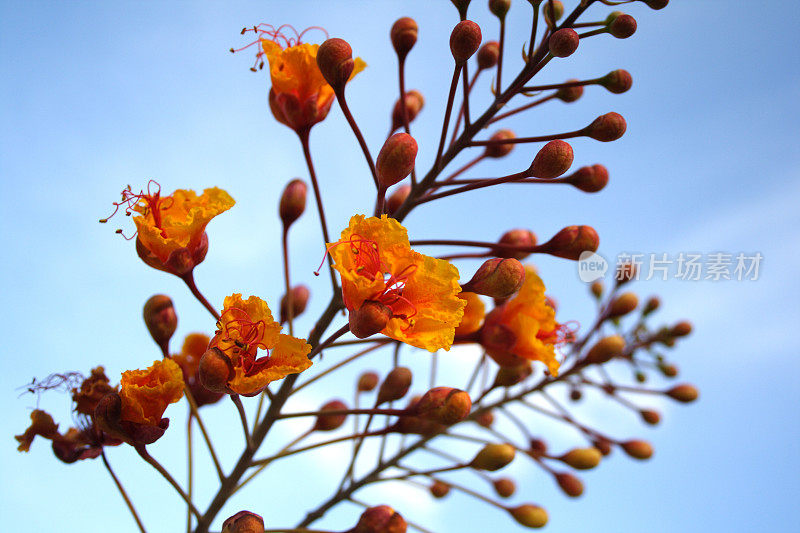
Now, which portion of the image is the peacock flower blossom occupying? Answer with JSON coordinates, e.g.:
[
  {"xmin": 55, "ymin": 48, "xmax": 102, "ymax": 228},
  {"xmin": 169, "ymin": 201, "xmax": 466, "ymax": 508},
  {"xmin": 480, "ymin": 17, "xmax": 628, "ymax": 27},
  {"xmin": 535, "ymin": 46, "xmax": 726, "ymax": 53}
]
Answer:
[
  {"xmin": 101, "ymin": 180, "xmax": 234, "ymax": 276},
  {"xmin": 208, "ymin": 294, "xmax": 312, "ymax": 396},
  {"xmin": 328, "ymin": 215, "xmax": 466, "ymax": 352},
  {"xmin": 480, "ymin": 267, "xmax": 574, "ymax": 376},
  {"xmin": 173, "ymin": 333, "xmax": 224, "ymax": 408}
]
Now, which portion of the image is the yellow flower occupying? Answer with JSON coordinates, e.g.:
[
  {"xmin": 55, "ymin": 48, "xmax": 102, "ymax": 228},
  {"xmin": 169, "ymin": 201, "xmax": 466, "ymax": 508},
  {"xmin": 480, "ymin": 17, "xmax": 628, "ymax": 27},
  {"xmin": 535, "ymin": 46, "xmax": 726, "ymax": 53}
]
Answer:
[
  {"xmin": 209, "ymin": 294, "xmax": 312, "ymax": 396},
  {"xmin": 454, "ymin": 292, "xmax": 486, "ymax": 337},
  {"xmin": 329, "ymin": 215, "xmax": 466, "ymax": 352},
  {"xmin": 119, "ymin": 359, "xmax": 184, "ymax": 426}
]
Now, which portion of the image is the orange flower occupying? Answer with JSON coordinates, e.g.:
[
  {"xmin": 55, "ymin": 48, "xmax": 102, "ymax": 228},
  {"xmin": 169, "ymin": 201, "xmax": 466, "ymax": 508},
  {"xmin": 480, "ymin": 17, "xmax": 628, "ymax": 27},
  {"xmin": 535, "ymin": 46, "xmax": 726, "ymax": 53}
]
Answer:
[
  {"xmin": 454, "ymin": 292, "xmax": 486, "ymax": 337},
  {"xmin": 173, "ymin": 333, "xmax": 224, "ymax": 407},
  {"xmin": 102, "ymin": 181, "xmax": 234, "ymax": 276},
  {"xmin": 481, "ymin": 267, "xmax": 572, "ymax": 375},
  {"xmin": 209, "ymin": 294, "xmax": 312, "ymax": 396},
  {"xmin": 329, "ymin": 215, "xmax": 466, "ymax": 352},
  {"xmin": 119, "ymin": 359, "xmax": 184, "ymax": 426}
]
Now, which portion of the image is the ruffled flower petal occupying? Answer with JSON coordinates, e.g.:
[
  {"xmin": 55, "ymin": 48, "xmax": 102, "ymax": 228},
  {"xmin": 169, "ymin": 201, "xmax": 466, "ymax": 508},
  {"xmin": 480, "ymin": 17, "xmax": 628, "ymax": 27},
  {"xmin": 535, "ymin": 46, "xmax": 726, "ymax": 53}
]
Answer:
[{"xmin": 119, "ymin": 359, "xmax": 184, "ymax": 426}]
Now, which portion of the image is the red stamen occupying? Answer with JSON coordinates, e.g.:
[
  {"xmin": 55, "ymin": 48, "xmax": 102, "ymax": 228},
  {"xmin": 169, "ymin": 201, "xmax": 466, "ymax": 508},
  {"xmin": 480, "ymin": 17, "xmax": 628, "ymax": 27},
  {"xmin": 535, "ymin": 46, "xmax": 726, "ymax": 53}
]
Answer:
[
  {"xmin": 537, "ymin": 320, "xmax": 579, "ymax": 346},
  {"xmin": 100, "ymin": 180, "xmax": 170, "ymax": 239},
  {"xmin": 232, "ymin": 24, "xmax": 330, "ymax": 71},
  {"xmin": 217, "ymin": 307, "xmax": 272, "ymax": 377},
  {"xmin": 314, "ymin": 235, "xmax": 385, "ymax": 278}
]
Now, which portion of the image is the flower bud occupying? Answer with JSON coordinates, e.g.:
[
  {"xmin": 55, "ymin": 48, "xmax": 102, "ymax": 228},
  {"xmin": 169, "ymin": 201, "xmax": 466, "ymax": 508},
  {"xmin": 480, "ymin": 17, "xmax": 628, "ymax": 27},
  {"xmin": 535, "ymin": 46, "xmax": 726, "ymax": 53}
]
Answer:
[
  {"xmin": 376, "ymin": 133, "xmax": 418, "ymax": 189},
  {"xmin": 280, "ymin": 285, "xmax": 310, "ymax": 324},
  {"xmin": 496, "ymin": 228, "xmax": 537, "ymax": 260},
  {"xmin": 540, "ymin": 225, "xmax": 600, "ymax": 260},
  {"xmin": 222, "ymin": 511, "xmax": 265, "ymax": 533},
  {"xmin": 390, "ymin": 17, "xmax": 418, "ymax": 59},
  {"xmin": 494, "ymin": 477, "xmax": 516, "ymax": 498},
  {"xmin": 529, "ymin": 438, "xmax": 548, "ymax": 456},
  {"xmin": 450, "ymin": 20, "xmax": 482, "ymax": 64},
  {"xmin": 569, "ymin": 388, "xmax": 582, "ymax": 401},
  {"xmin": 430, "ymin": 480, "xmax": 450, "ymax": 498},
  {"xmin": 529, "ymin": 140, "xmax": 574, "ymax": 179},
  {"xmin": 666, "ymin": 384, "xmax": 699, "ymax": 403},
  {"xmin": 352, "ymin": 505, "xmax": 407, "ymax": 533},
  {"xmin": 386, "ymin": 184, "xmax": 412, "ymax": 215},
  {"xmin": 279, "ymin": 179, "xmax": 307, "ymax": 228},
  {"xmin": 645, "ymin": 0, "xmax": 669, "ymax": 9},
  {"xmin": 542, "ymin": 0, "xmax": 564, "ymax": 25},
  {"xmin": 608, "ymin": 292, "xmax": 638, "ymax": 318},
  {"xmin": 593, "ymin": 437, "xmax": 613, "ymax": 456},
  {"xmin": 555, "ymin": 472, "xmax": 584, "ymax": 497},
  {"xmin": 585, "ymin": 335, "xmax": 626, "ymax": 365},
  {"xmin": 413, "ymin": 387, "xmax": 472, "ymax": 425},
  {"xmin": 477, "ymin": 41, "xmax": 500, "ymax": 70},
  {"xmin": 462, "ymin": 257, "xmax": 526, "ymax": 298},
  {"xmin": 661, "ymin": 363, "xmax": 678, "ymax": 377},
  {"xmin": 671, "ymin": 321, "xmax": 693, "ymax": 337},
  {"xmin": 643, "ymin": 296, "xmax": 660, "ymax": 315},
  {"xmin": 483, "ymin": 129, "xmax": 516, "ymax": 158},
  {"xmin": 601, "ymin": 69, "xmax": 633, "ymax": 94},
  {"xmin": 349, "ymin": 300, "xmax": 393, "ymax": 339},
  {"xmin": 476, "ymin": 410, "xmax": 494, "ymax": 428},
  {"xmin": 314, "ymin": 400, "xmax": 348, "ymax": 431},
  {"xmin": 640, "ymin": 409, "xmax": 661, "ymax": 425},
  {"xmin": 622, "ymin": 439, "xmax": 653, "ymax": 460},
  {"xmin": 549, "ymin": 28, "xmax": 579, "ymax": 58},
  {"xmin": 608, "ymin": 14, "xmax": 637, "ymax": 39},
  {"xmin": 635, "ymin": 370, "xmax": 647, "ymax": 383},
  {"xmin": 471, "ymin": 443, "xmax": 515, "ymax": 471},
  {"xmin": 357, "ymin": 371, "xmax": 380, "ymax": 392},
  {"xmin": 377, "ymin": 367, "xmax": 413, "ymax": 405},
  {"xmin": 615, "ymin": 262, "xmax": 638, "ymax": 285},
  {"xmin": 509, "ymin": 504, "xmax": 548, "ymax": 529},
  {"xmin": 390, "ymin": 91, "xmax": 425, "ymax": 133},
  {"xmin": 590, "ymin": 280, "xmax": 604, "ymax": 299},
  {"xmin": 567, "ymin": 164, "xmax": 609, "ymax": 193},
  {"xmin": 489, "ymin": 0, "xmax": 511, "ymax": 18},
  {"xmin": 143, "ymin": 295, "xmax": 177, "ymax": 350},
  {"xmin": 586, "ymin": 112, "xmax": 627, "ymax": 142},
  {"xmin": 556, "ymin": 81, "xmax": 584, "ymax": 103},
  {"xmin": 493, "ymin": 362, "xmax": 533, "ymax": 388},
  {"xmin": 316, "ymin": 38, "xmax": 355, "ymax": 89},
  {"xmin": 560, "ymin": 447, "xmax": 602, "ymax": 470},
  {"xmin": 199, "ymin": 347, "xmax": 234, "ymax": 394}
]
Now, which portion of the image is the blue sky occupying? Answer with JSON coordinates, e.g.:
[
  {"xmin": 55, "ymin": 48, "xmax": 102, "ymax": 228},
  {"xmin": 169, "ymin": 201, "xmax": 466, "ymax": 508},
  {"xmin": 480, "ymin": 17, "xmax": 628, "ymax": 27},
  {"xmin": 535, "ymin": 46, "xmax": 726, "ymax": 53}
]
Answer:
[{"xmin": 2, "ymin": 1, "xmax": 799, "ymax": 532}]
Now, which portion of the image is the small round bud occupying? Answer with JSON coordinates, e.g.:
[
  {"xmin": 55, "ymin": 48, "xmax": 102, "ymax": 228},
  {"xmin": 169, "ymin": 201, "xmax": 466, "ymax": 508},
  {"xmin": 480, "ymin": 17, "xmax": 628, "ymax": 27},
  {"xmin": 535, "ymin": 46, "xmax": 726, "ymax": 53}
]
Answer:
[
  {"xmin": 493, "ymin": 362, "xmax": 533, "ymax": 389},
  {"xmin": 644, "ymin": 0, "xmax": 669, "ymax": 9},
  {"xmin": 357, "ymin": 371, "xmax": 380, "ymax": 392},
  {"xmin": 496, "ymin": 228, "xmax": 537, "ymax": 260},
  {"xmin": 593, "ymin": 438, "xmax": 613, "ymax": 456},
  {"xmin": 666, "ymin": 384, "xmax": 699, "ymax": 403},
  {"xmin": 568, "ymin": 164, "xmax": 609, "ymax": 193},
  {"xmin": 549, "ymin": 28, "xmax": 579, "ymax": 58},
  {"xmin": 556, "ymin": 81, "xmax": 584, "ymax": 103},
  {"xmin": 608, "ymin": 292, "xmax": 638, "ymax": 318},
  {"xmin": 483, "ymin": 129, "xmax": 516, "ymax": 158},
  {"xmin": 601, "ymin": 69, "xmax": 633, "ymax": 94},
  {"xmin": 541, "ymin": 225, "xmax": 600, "ymax": 260},
  {"xmin": 509, "ymin": 504, "xmax": 548, "ymax": 529},
  {"xmin": 222, "ymin": 511, "xmax": 265, "ymax": 533},
  {"xmin": 376, "ymin": 133, "xmax": 418, "ymax": 189},
  {"xmin": 280, "ymin": 284, "xmax": 310, "ymax": 324},
  {"xmin": 608, "ymin": 14, "xmax": 637, "ymax": 39},
  {"xmin": 661, "ymin": 363, "xmax": 679, "ymax": 378},
  {"xmin": 489, "ymin": 0, "xmax": 511, "ymax": 18},
  {"xmin": 622, "ymin": 439, "xmax": 653, "ymax": 460},
  {"xmin": 316, "ymin": 38, "xmax": 355, "ymax": 89},
  {"xmin": 279, "ymin": 179, "xmax": 307, "ymax": 227},
  {"xmin": 643, "ymin": 296, "xmax": 660, "ymax": 315},
  {"xmin": 462, "ymin": 257, "xmax": 526, "ymax": 298},
  {"xmin": 386, "ymin": 184, "xmax": 412, "ymax": 215},
  {"xmin": 390, "ymin": 90, "xmax": 425, "ymax": 133},
  {"xmin": 314, "ymin": 400, "xmax": 348, "ymax": 431},
  {"xmin": 542, "ymin": 0, "xmax": 564, "ymax": 25},
  {"xmin": 640, "ymin": 409, "xmax": 661, "ymax": 426},
  {"xmin": 560, "ymin": 447, "xmax": 602, "ymax": 470},
  {"xmin": 450, "ymin": 20, "xmax": 482, "ymax": 64},
  {"xmin": 529, "ymin": 140, "xmax": 574, "ymax": 179},
  {"xmin": 199, "ymin": 347, "xmax": 233, "ymax": 394},
  {"xmin": 555, "ymin": 472, "xmax": 584, "ymax": 497},
  {"xmin": 390, "ymin": 17, "xmax": 418, "ymax": 59},
  {"xmin": 635, "ymin": 370, "xmax": 647, "ymax": 383},
  {"xmin": 477, "ymin": 41, "xmax": 500, "ymax": 70},
  {"xmin": 349, "ymin": 300, "xmax": 393, "ymax": 339},
  {"xmin": 377, "ymin": 367, "xmax": 413, "ymax": 405},
  {"xmin": 585, "ymin": 335, "xmax": 626, "ymax": 365},
  {"xmin": 569, "ymin": 388, "xmax": 582, "ymax": 401},
  {"xmin": 430, "ymin": 480, "xmax": 450, "ymax": 498},
  {"xmin": 529, "ymin": 438, "xmax": 548, "ymax": 456},
  {"xmin": 671, "ymin": 321, "xmax": 693, "ymax": 337},
  {"xmin": 476, "ymin": 410, "xmax": 494, "ymax": 428},
  {"xmin": 143, "ymin": 295, "xmax": 177, "ymax": 349},
  {"xmin": 493, "ymin": 477, "xmax": 516, "ymax": 498},
  {"xmin": 591, "ymin": 280, "xmax": 604, "ymax": 299},
  {"xmin": 413, "ymin": 387, "xmax": 472, "ymax": 425},
  {"xmin": 586, "ymin": 112, "xmax": 627, "ymax": 142},
  {"xmin": 353, "ymin": 505, "xmax": 408, "ymax": 533},
  {"xmin": 471, "ymin": 443, "xmax": 516, "ymax": 471}
]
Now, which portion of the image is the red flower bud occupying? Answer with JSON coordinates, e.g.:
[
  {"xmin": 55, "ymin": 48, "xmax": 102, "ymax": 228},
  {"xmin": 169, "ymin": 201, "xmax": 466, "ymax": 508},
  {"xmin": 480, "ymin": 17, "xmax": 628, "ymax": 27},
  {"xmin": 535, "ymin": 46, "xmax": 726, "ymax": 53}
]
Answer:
[
  {"xmin": 622, "ymin": 439, "xmax": 653, "ymax": 460},
  {"xmin": 641, "ymin": 409, "xmax": 661, "ymax": 425},
  {"xmin": 377, "ymin": 367, "xmax": 413, "ymax": 405},
  {"xmin": 280, "ymin": 285, "xmax": 310, "ymax": 324},
  {"xmin": 314, "ymin": 400, "xmax": 348, "ymax": 431},
  {"xmin": 476, "ymin": 410, "xmax": 494, "ymax": 428},
  {"xmin": 586, "ymin": 112, "xmax": 627, "ymax": 142},
  {"xmin": 542, "ymin": 0, "xmax": 564, "ymax": 25},
  {"xmin": 567, "ymin": 164, "xmax": 609, "ymax": 193},
  {"xmin": 496, "ymin": 228, "xmax": 537, "ymax": 260},
  {"xmin": 450, "ymin": 20, "xmax": 482, "ymax": 64},
  {"xmin": 316, "ymin": 38, "xmax": 355, "ymax": 89},
  {"xmin": 608, "ymin": 292, "xmax": 638, "ymax": 318},
  {"xmin": 352, "ymin": 505, "xmax": 407, "ymax": 533},
  {"xmin": 671, "ymin": 321, "xmax": 693, "ymax": 337},
  {"xmin": 349, "ymin": 300, "xmax": 393, "ymax": 339},
  {"xmin": 666, "ymin": 384, "xmax": 699, "ymax": 403},
  {"xmin": 509, "ymin": 504, "xmax": 548, "ymax": 528},
  {"xmin": 358, "ymin": 371, "xmax": 380, "ymax": 392},
  {"xmin": 477, "ymin": 41, "xmax": 500, "ymax": 70},
  {"xmin": 222, "ymin": 511, "xmax": 265, "ymax": 533},
  {"xmin": 555, "ymin": 472, "xmax": 584, "ymax": 497},
  {"xmin": 471, "ymin": 443, "xmax": 515, "ymax": 471},
  {"xmin": 492, "ymin": 362, "xmax": 533, "ymax": 388},
  {"xmin": 386, "ymin": 184, "xmax": 412, "ymax": 215},
  {"xmin": 484, "ymin": 129, "xmax": 516, "ymax": 158},
  {"xmin": 143, "ymin": 294, "xmax": 177, "ymax": 350},
  {"xmin": 198, "ymin": 347, "xmax": 234, "ymax": 394},
  {"xmin": 556, "ymin": 80, "xmax": 584, "ymax": 103},
  {"xmin": 585, "ymin": 335, "xmax": 626, "ymax": 365},
  {"xmin": 376, "ymin": 133, "xmax": 418, "ymax": 189},
  {"xmin": 390, "ymin": 90, "xmax": 424, "ymax": 133},
  {"xmin": 390, "ymin": 17, "xmax": 418, "ymax": 59},
  {"xmin": 462, "ymin": 257, "xmax": 526, "ymax": 298},
  {"xmin": 608, "ymin": 14, "xmax": 637, "ymax": 39},
  {"xmin": 601, "ymin": 69, "xmax": 633, "ymax": 94},
  {"xmin": 645, "ymin": 0, "xmax": 669, "ymax": 9},
  {"xmin": 549, "ymin": 28, "xmax": 579, "ymax": 58},
  {"xmin": 540, "ymin": 225, "xmax": 600, "ymax": 260},
  {"xmin": 413, "ymin": 387, "xmax": 472, "ymax": 425},
  {"xmin": 529, "ymin": 140, "xmax": 574, "ymax": 179},
  {"xmin": 494, "ymin": 477, "xmax": 516, "ymax": 498},
  {"xmin": 489, "ymin": 0, "xmax": 511, "ymax": 18},
  {"xmin": 430, "ymin": 480, "xmax": 450, "ymax": 498},
  {"xmin": 560, "ymin": 447, "xmax": 602, "ymax": 470},
  {"xmin": 279, "ymin": 179, "xmax": 307, "ymax": 228}
]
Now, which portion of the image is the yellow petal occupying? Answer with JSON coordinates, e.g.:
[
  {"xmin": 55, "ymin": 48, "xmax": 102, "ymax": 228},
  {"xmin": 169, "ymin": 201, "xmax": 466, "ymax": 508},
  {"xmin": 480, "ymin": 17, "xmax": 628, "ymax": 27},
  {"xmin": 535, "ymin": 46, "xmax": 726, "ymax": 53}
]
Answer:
[
  {"xmin": 119, "ymin": 359, "xmax": 184, "ymax": 426},
  {"xmin": 228, "ymin": 334, "xmax": 312, "ymax": 396}
]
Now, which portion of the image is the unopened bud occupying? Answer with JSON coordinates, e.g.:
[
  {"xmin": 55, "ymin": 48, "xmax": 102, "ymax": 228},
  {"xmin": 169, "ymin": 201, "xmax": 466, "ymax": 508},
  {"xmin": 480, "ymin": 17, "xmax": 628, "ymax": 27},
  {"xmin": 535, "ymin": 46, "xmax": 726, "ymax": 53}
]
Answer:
[
  {"xmin": 471, "ymin": 443, "xmax": 515, "ymax": 471},
  {"xmin": 314, "ymin": 400, "xmax": 348, "ymax": 431},
  {"xmin": 622, "ymin": 439, "xmax": 653, "ymax": 460},
  {"xmin": 593, "ymin": 437, "xmax": 613, "ymax": 456},
  {"xmin": 556, "ymin": 80, "xmax": 584, "ymax": 103},
  {"xmin": 391, "ymin": 91, "xmax": 425, "ymax": 133},
  {"xmin": 222, "ymin": 511, "xmax": 265, "ymax": 533},
  {"xmin": 199, "ymin": 347, "xmax": 234, "ymax": 394},
  {"xmin": 476, "ymin": 410, "xmax": 494, "ymax": 428},
  {"xmin": 541, "ymin": 225, "xmax": 599, "ymax": 260},
  {"xmin": 430, "ymin": 480, "xmax": 450, "ymax": 498},
  {"xmin": 666, "ymin": 384, "xmax": 699, "ymax": 403},
  {"xmin": 477, "ymin": 41, "xmax": 500, "ymax": 70},
  {"xmin": 555, "ymin": 472, "xmax": 584, "ymax": 497},
  {"xmin": 377, "ymin": 367, "xmax": 413, "ymax": 405},
  {"xmin": 661, "ymin": 363, "xmax": 678, "ymax": 378},
  {"xmin": 640, "ymin": 409, "xmax": 661, "ymax": 425},
  {"xmin": 413, "ymin": 387, "xmax": 472, "ymax": 425},
  {"xmin": 529, "ymin": 438, "xmax": 548, "ymax": 456},
  {"xmin": 529, "ymin": 140, "xmax": 574, "ymax": 179},
  {"xmin": 509, "ymin": 504, "xmax": 549, "ymax": 529},
  {"xmin": 143, "ymin": 295, "xmax": 177, "ymax": 349},
  {"xmin": 671, "ymin": 321, "xmax": 693, "ymax": 337},
  {"xmin": 357, "ymin": 371, "xmax": 380, "ymax": 392},
  {"xmin": 496, "ymin": 228, "xmax": 536, "ymax": 260},
  {"xmin": 567, "ymin": 164, "xmax": 609, "ymax": 193},
  {"xmin": 316, "ymin": 38, "xmax": 355, "ymax": 89},
  {"xmin": 462, "ymin": 257, "xmax": 525, "ymax": 298},
  {"xmin": 615, "ymin": 262, "xmax": 638, "ymax": 285},
  {"xmin": 643, "ymin": 296, "xmax": 660, "ymax": 315},
  {"xmin": 386, "ymin": 184, "xmax": 412, "ymax": 215},
  {"xmin": 542, "ymin": 0, "xmax": 564, "ymax": 25},
  {"xmin": 590, "ymin": 280, "xmax": 604, "ymax": 299},
  {"xmin": 390, "ymin": 17, "xmax": 418, "ymax": 59},
  {"xmin": 585, "ymin": 335, "xmax": 626, "ymax": 365},
  {"xmin": 279, "ymin": 179, "xmax": 307, "ymax": 228},
  {"xmin": 349, "ymin": 300, "xmax": 392, "ymax": 339},
  {"xmin": 644, "ymin": 0, "xmax": 669, "ymax": 9},
  {"xmin": 493, "ymin": 362, "xmax": 533, "ymax": 388},
  {"xmin": 601, "ymin": 69, "xmax": 633, "ymax": 94},
  {"xmin": 608, "ymin": 292, "xmax": 638, "ymax": 318},
  {"xmin": 483, "ymin": 129, "xmax": 516, "ymax": 158},
  {"xmin": 569, "ymin": 388, "xmax": 582, "ymax": 401},
  {"xmin": 450, "ymin": 20, "xmax": 482, "ymax": 64},
  {"xmin": 353, "ymin": 505, "xmax": 407, "ymax": 533},
  {"xmin": 549, "ymin": 28, "xmax": 579, "ymax": 58},
  {"xmin": 560, "ymin": 447, "xmax": 602, "ymax": 470},
  {"xmin": 376, "ymin": 133, "xmax": 418, "ymax": 189},
  {"xmin": 608, "ymin": 14, "xmax": 637, "ymax": 39},
  {"xmin": 493, "ymin": 477, "xmax": 516, "ymax": 498},
  {"xmin": 280, "ymin": 284, "xmax": 310, "ymax": 324},
  {"xmin": 489, "ymin": 0, "xmax": 511, "ymax": 18},
  {"xmin": 586, "ymin": 112, "xmax": 627, "ymax": 142}
]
